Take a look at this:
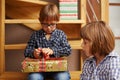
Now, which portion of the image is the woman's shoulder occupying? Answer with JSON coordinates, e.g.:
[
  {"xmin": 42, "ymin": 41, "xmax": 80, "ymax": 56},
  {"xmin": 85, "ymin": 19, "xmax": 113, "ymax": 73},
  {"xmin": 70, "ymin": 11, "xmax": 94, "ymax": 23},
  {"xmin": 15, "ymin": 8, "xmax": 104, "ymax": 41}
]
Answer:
[
  {"xmin": 84, "ymin": 56, "xmax": 95, "ymax": 63},
  {"xmin": 108, "ymin": 51, "xmax": 120, "ymax": 60},
  {"xmin": 108, "ymin": 51, "xmax": 120, "ymax": 66}
]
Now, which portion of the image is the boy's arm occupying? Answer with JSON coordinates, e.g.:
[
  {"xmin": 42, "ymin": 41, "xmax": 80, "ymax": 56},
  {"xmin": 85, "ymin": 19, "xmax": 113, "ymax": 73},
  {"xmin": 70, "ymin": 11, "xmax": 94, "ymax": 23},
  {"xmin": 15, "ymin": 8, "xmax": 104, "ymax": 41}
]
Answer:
[
  {"xmin": 51, "ymin": 31, "xmax": 71, "ymax": 57},
  {"xmin": 24, "ymin": 32, "xmax": 36, "ymax": 58}
]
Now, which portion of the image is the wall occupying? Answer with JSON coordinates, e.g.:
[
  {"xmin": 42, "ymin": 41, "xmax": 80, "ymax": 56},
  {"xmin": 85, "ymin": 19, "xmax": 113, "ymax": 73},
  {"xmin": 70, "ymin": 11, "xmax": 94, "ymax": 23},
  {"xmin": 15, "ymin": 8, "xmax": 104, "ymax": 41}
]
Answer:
[{"xmin": 109, "ymin": 0, "xmax": 120, "ymax": 55}]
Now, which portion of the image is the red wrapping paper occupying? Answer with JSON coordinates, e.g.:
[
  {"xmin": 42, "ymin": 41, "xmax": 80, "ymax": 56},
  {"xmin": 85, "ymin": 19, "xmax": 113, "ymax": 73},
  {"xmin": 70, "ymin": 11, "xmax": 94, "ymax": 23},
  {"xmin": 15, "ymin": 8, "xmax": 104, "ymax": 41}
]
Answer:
[{"xmin": 21, "ymin": 57, "xmax": 67, "ymax": 72}]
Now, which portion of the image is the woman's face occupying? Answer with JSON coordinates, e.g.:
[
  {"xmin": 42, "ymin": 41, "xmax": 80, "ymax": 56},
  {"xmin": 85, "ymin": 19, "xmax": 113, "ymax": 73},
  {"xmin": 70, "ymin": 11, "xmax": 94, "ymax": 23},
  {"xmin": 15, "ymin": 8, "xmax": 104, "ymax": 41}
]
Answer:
[
  {"xmin": 81, "ymin": 39, "xmax": 93, "ymax": 57},
  {"xmin": 41, "ymin": 21, "xmax": 57, "ymax": 34}
]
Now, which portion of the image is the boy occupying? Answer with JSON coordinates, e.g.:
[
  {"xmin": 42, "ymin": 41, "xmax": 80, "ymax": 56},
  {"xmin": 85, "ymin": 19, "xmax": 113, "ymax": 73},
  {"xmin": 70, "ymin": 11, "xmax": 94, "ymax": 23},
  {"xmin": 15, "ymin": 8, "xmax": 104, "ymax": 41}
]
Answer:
[{"xmin": 24, "ymin": 3, "xmax": 71, "ymax": 80}]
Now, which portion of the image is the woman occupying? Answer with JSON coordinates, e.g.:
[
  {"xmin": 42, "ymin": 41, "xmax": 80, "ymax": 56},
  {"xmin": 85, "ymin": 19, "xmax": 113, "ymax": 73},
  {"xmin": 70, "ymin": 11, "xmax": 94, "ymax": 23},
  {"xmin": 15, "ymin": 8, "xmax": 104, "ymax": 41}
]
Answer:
[{"xmin": 80, "ymin": 21, "xmax": 120, "ymax": 80}]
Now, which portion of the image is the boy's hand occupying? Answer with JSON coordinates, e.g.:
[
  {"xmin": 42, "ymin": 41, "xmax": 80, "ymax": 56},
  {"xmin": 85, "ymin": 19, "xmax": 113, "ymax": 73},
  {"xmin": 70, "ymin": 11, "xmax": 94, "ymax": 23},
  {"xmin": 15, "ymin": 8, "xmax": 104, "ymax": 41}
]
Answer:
[
  {"xmin": 42, "ymin": 48, "xmax": 53, "ymax": 56},
  {"xmin": 33, "ymin": 47, "xmax": 42, "ymax": 58}
]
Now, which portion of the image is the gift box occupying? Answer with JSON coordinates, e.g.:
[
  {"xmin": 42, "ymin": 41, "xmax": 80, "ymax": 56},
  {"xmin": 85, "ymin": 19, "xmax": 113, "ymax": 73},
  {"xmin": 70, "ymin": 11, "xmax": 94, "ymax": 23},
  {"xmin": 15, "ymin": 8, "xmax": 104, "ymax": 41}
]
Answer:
[{"xmin": 21, "ymin": 57, "xmax": 68, "ymax": 72}]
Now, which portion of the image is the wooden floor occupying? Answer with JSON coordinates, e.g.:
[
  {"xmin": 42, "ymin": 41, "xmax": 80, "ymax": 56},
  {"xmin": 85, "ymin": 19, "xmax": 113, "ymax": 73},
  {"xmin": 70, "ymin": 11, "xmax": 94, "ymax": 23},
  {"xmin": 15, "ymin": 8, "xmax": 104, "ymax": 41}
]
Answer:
[{"xmin": 0, "ymin": 71, "xmax": 81, "ymax": 80}]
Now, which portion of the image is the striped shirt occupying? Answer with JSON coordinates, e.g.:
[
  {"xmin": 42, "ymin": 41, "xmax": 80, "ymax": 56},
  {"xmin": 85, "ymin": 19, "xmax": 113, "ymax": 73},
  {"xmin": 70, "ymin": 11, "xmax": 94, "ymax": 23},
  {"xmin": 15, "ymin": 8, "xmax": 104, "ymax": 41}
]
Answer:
[
  {"xmin": 80, "ymin": 51, "xmax": 120, "ymax": 80},
  {"xmin": 24, "ymin": 29, "xmax": 71, "ymax": 58}
]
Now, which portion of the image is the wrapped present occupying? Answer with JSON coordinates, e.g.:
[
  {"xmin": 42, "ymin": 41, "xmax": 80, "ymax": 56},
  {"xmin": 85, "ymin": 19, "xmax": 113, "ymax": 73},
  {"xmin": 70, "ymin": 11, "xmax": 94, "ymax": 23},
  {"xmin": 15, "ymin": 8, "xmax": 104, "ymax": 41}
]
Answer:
[{"xmin": 21, "ymin": 57, "xmax": 68, "ymax": 72}]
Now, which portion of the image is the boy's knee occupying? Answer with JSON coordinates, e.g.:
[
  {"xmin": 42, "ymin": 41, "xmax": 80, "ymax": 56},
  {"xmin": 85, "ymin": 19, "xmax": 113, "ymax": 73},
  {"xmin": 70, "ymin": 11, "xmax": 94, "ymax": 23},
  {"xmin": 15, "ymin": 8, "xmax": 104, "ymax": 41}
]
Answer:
[
  {"xmin": 28, "ymin": 73, "xmax": 44, "ymax": 80},
  {"xmin": 54, "ymin": 72, "xmax": 70, "ymax": 80}
]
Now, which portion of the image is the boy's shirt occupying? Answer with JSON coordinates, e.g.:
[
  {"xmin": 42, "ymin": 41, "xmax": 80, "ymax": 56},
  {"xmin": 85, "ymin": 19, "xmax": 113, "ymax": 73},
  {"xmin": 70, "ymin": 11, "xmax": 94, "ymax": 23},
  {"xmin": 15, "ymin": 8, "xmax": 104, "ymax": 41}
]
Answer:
[{"xmin": 24, "ymin": 29, "xmax": 71, "ymax": 58}]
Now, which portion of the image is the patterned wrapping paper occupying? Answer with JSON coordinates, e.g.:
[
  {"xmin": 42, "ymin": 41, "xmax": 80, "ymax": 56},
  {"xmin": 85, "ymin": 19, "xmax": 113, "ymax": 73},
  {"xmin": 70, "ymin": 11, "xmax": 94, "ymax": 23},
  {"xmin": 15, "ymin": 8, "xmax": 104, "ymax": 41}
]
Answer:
[
  {"xmin": 21, "ymin": 57, "xmax": 68, "ymax": 72},
  {"xmin": 59, "ymin": 0, "xmax": 78, "ymax": 20}
]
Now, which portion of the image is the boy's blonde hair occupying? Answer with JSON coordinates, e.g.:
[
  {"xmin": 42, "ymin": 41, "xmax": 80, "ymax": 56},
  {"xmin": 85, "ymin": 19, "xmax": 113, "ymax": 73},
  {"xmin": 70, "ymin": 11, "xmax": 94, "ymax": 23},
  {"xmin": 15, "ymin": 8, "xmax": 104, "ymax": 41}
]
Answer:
[
  {"xmin": 80, "ymin": 21, "xmax": 115, "ymax": 56},
  {"xmin": 39, "ymin": 3, "xmax": 59, "ymax": 22}
]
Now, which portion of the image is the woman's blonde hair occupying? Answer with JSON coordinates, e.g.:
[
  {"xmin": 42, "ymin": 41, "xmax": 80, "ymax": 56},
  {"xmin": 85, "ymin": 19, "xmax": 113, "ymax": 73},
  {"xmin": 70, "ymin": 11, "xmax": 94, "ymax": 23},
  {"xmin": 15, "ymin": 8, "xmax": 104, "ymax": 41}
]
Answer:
[
  {"xmin": 80, "ymin": 21, "xmax": 115, "ymax": 56},
  {"xmin": 39, "ymin": 3, "xmax": 59, "ymax": 22}
]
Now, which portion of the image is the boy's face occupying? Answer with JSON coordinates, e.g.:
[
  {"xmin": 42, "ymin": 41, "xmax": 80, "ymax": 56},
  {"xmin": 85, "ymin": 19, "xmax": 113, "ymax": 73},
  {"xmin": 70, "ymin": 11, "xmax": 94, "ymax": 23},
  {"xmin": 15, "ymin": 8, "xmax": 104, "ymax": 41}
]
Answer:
[
  {"xmin": 81, "ymin": 39, "xmax": 93, "ymax": 57},
  {"xmin": 41, "ymin": 21, "xmax": 57, "ymax": 34}
]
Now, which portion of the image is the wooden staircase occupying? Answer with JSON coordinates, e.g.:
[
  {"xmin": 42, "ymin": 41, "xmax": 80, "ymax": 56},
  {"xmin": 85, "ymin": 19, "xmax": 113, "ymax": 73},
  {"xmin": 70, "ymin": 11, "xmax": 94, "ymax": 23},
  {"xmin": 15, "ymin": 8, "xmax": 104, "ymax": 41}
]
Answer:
[{"xmin": 0, "ymin": 0, "xmax": 109, "ymax": 80}]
